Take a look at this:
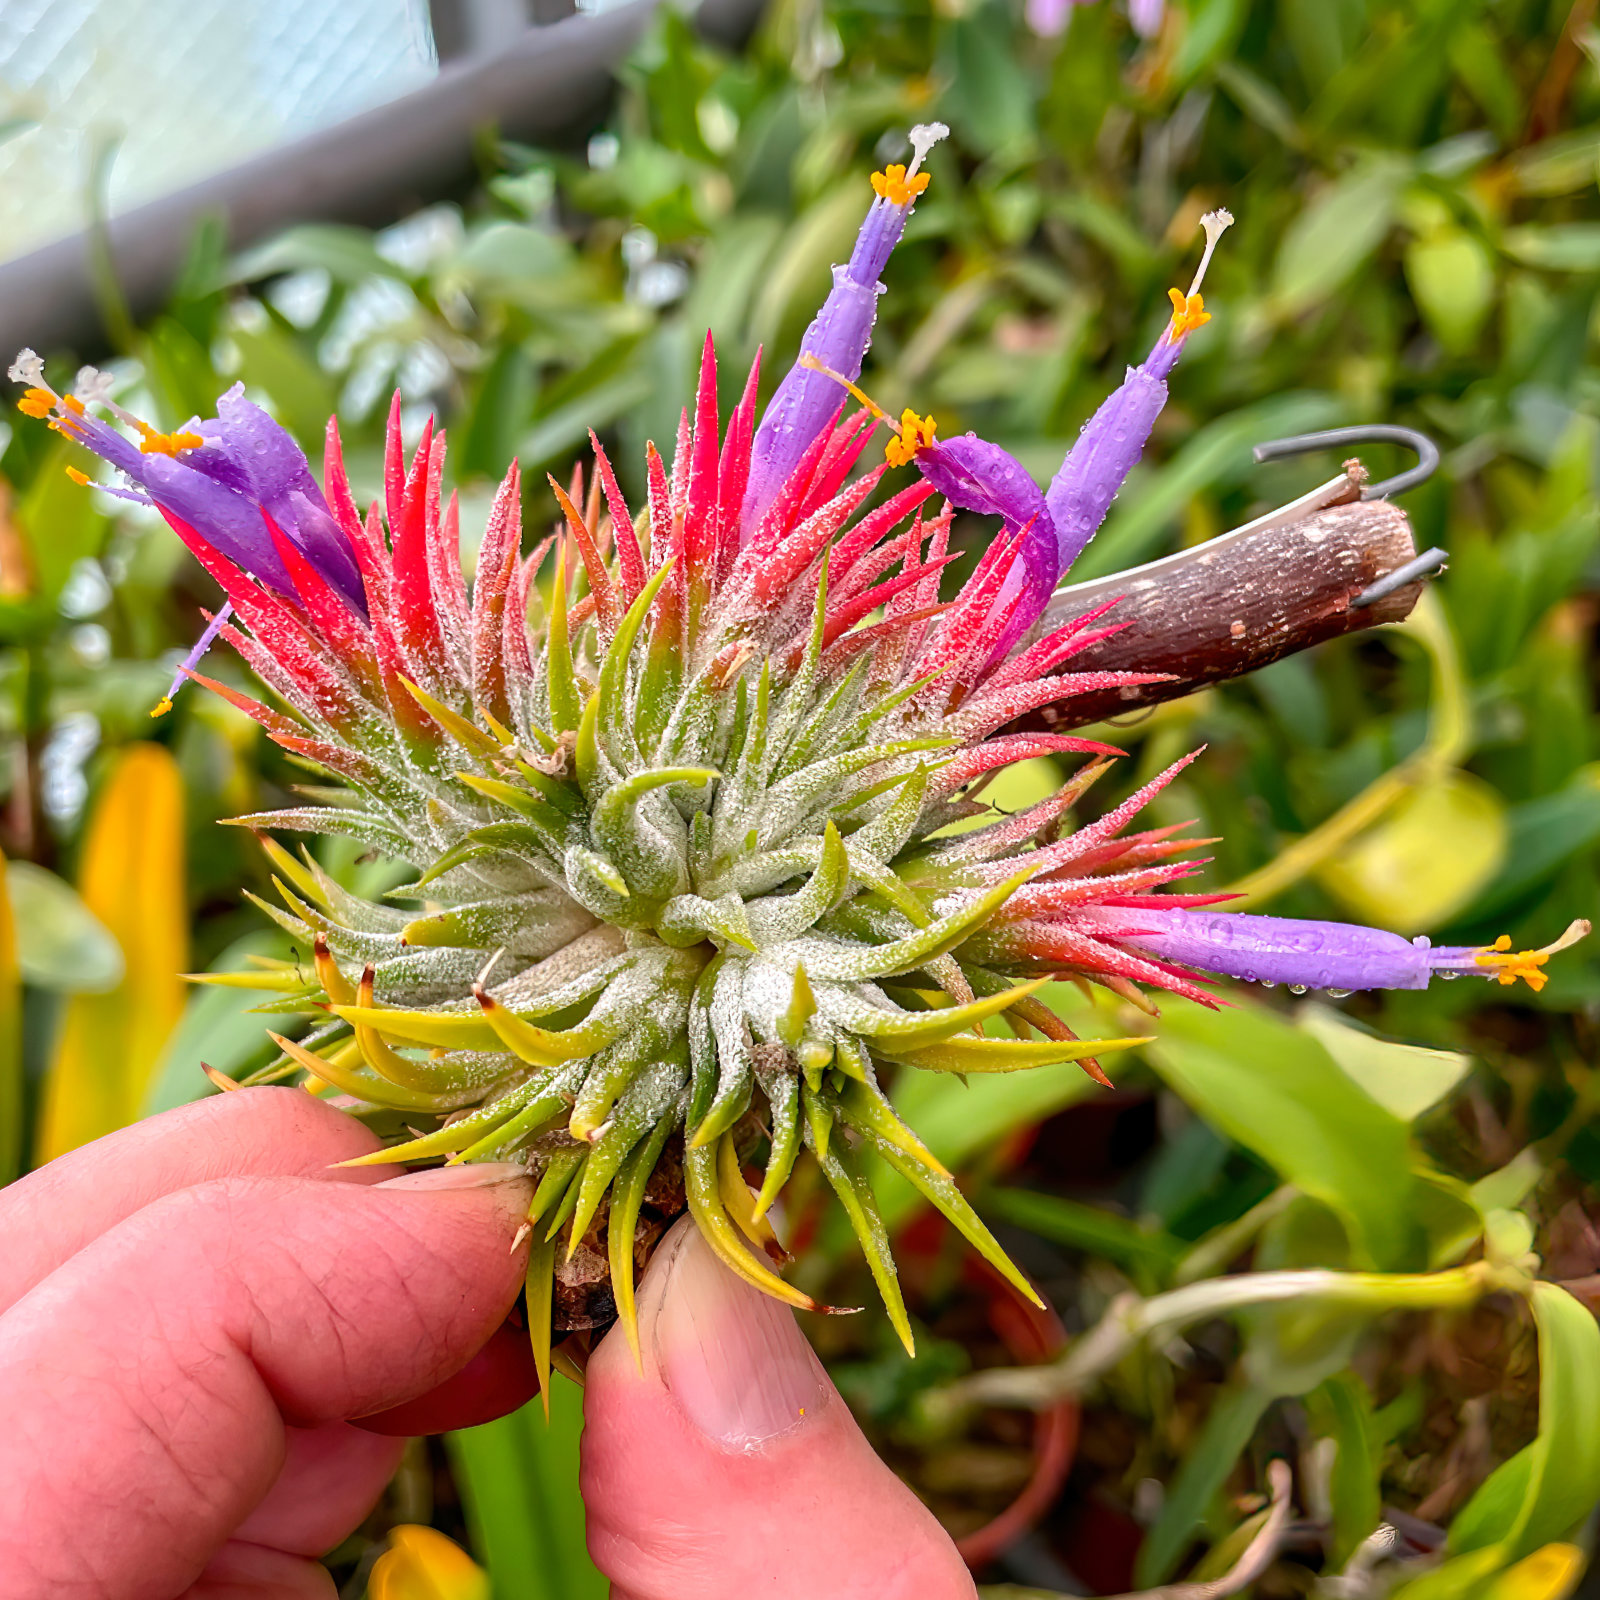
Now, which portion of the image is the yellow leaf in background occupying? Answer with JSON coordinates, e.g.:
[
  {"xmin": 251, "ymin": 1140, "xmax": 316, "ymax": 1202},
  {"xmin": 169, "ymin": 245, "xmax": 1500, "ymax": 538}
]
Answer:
[
  {"xmin": 1488, "ymin": 1544, "xmax": 1585, "ymax": 1600},
  {"xmin": 0, "ymin": 847, "xmax": 20, "ymax": 1184},
  {"xmin": 370, "ymin": 1526, "xmax": 490, "ymax": 1600},
  {"xmin": 1316, "ymin": 768, "xmax": 1507, "ymax": 934},
  {"xmin": 36, "ymin": 744, "xmax": 187, "ymax": 1163}
]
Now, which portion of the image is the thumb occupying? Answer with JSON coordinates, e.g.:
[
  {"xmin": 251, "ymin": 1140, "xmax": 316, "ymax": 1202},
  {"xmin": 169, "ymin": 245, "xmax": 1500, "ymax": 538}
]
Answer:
[{"xmin": 581, "ymin": 1217, "xmax": 977, "ymax": 1600}]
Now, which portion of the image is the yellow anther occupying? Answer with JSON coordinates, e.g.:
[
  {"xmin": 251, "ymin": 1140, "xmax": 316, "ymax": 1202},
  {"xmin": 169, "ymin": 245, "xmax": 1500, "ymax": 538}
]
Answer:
[
  {"xmin": 871, "ymin": 164, "xmax": 931, "ymax": 206},
  {"xmin": 65, "ymin": 466, "xmax": 91, "ymax": 487},
  {"xmin": 150, "ymin": 697, "xmax": 174, "ymax": 719},
  {"xmin": 17, "ymin": 387, "xmax": 54, "ymax": 419},
  {"xmin": 797, "ymin": 353, "xmax": 936, "ymax": 466},
  {"xmin": 135, "ymin": 421, "xmax": 204, "ymax": 456},
  {"xmin": 1164, "ymin": 208, "xmax": 1233, "ymax": 344},
  {"xmin": 60, "ymin": 393, "xmax": 84, "ymax": 414},
  {"xmin": 1476, "ymin": 934, "xmax": 1550, "ymax": 991},
  {"xmin": 1167, "ymin": 287, "xmax": 1211, "ymax": 340},
  {"xmin": 885, "ymin": 409, "xmax": 937, "ymax": 468}
]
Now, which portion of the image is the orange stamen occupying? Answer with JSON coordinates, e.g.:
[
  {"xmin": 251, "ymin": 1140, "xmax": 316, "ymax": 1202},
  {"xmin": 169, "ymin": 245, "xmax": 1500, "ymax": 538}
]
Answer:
[
  {"xmin": 871, "ymin": 164, "xmax": 931, "ymax": 206},
  {"xmin": 138, "ymin": 428, "xmax": 204, "ymax": 457},
  {"xmin": 885, "ymin": 409, "xmax": 937, "ymax": 468},
  {"xmin": 17, "ymin": 388, "xmax": 53, "ymax": 419},
  {"xmin": 65, "ymin": 466, "xmax": 91, "ymax": 487},
  {"xmin": 1475, "ymin": 934, "xmax": 1550, "ymax": 992},
  {"xmin": 1167, "ymin": 287, "xmax": 1211, "ymax": 340}
]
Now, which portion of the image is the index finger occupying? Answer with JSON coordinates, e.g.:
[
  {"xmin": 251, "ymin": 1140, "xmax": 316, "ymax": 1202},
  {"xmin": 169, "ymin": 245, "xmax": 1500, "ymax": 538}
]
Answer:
[{"xmin": 0, "ymin": 1087, "xmax": 384, "ymax": 1314}]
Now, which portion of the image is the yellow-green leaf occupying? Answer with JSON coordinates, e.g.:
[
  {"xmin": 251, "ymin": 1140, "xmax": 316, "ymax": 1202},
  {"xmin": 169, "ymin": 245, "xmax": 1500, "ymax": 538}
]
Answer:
[
  {"xmin": 1298, "ymin": 1003, "xmax": 1470, "ymax": 1122},
  {"xmin": 0, "ymin": 847, "xmax": 20, "ymax": 1184},
  {"xmin": 1487, "ymin": 1545, "xmax": 1585, "ymax": 1600},
  {"xmin": 369, "ymin": 1525, "xmax": 490, "ymax": 1600},
  {"xmin": 1316, "ymin": 768, "xmax": 1507, "ymax": 933},
  {"xmin": 1450, "ymin": 1284, "xmax": 1600, "ymax": 1561},
  {"xmin": 1405, "ymin": 227, "xmax": 1495, "ymax": 354},
  {"xmin": 36, "ymin": 744, "xmax": 188, "ymax": 1161}
]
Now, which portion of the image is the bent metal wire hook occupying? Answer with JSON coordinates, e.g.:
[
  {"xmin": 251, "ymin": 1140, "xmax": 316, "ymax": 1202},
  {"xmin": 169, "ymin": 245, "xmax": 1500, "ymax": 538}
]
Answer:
[
  {"xmin": 1252, "ymin": 424, "xmax": 1447, "ymax": 609},
  {"xmin": 1253, "ymin": 423, "xmax": 1440, "ymax": 499}
]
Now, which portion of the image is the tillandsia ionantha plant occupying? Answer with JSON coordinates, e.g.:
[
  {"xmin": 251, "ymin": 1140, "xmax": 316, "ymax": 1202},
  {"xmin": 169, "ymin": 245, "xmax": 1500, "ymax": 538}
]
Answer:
[{"xmin": 8, "ymin": 125, "xmax": 1587, "ymax": 1370}]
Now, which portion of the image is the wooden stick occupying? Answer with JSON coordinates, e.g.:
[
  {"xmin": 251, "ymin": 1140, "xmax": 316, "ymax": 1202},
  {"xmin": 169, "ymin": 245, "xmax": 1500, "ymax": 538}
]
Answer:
[{"xmin": 1016, "ymin": 468, "xmax": 1427, "ymax": 731}]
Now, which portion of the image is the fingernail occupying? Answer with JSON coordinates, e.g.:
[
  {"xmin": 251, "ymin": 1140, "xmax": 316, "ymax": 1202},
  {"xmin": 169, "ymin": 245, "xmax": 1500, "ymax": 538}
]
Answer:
[
  {"xmin": 378, "ymin": 1161, "xmax": 531, "ymax": 1192},
  {"xmin": 648, "ymin": 1219, "xmax": 825, "ymax": 1451}
]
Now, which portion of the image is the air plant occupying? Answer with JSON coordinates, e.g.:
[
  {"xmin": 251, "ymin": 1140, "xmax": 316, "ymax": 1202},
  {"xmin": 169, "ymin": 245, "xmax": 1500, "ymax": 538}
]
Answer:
[{"xmin": 10, "ymin": 126, "xmax": 1581, "ymax": 1371}]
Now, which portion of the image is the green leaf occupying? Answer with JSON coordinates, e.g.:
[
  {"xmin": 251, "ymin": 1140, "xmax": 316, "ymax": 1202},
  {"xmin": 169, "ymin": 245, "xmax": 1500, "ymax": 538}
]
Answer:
[
  {"xmin": 985, "ymin": 1188, "xmax": 1182, "ymax": 1283},
  {"xmin": 228, "ymin": 223, "xmax": 398, "ymax": 286},
  {"xmin": 1502, "ymin": 225, "xmax": 1600, "ymax": 272},
  {"xmin": 1173, "ymin": 0, "xmax": 1251, "ymax": 85},
  {"xmin": 1308, "ymin": 1374, "xmax": 1383, "ymax": 1565},
  {"xmin": 1135, "ymin": 1381, "xmax": 1271, "ymax": 1585},
  {"xmin": 1146, "ymin": 1001, "xmax": 1423, "ymax": 1269},
  {"xmin": 1389, "ymin": 1547, "xmax": 1507, "ymax": 1600},
  {"xmin": 939, "ymin": 2, "xmax": 1035, "ymax": 158},
  {"xmin": 1449, "ymin": 1283, "xmax": 1600, "ymax": 1561},
  {"xmin": 747, "ymin": 181, "xmax": 866, "ymax": 356},
  {"xmin": 453, "ymin": 221, "xmax": 570, "ymax": 285},
  {"xmin": 875, "ymin": 1027, "xmax": 1103, "ymax": 1229},
  {"xmin": 13, "ymin": 441, "xmax": 110, "ymax": 609},
  {"xmin": 1509, "ymin": 130, "xmax": 1600, "ymax": 198},
  {"xmin": 1469, "ymin": 764, "xmax": 1600, "ymax": 924},
  {"xmin": 1470, "ymin": 1150, "xmax": 1543, "ymax": 1216},
  {"xmin": 1413, "ymin": 1168, "xmax": 1490, "ymax": 1270},
  {"xmin": 7, "ymin": 861, "xmax": 123, "ymax": 993},
  {"xmin": 1447, "ymin": 25, "xmax": 1522, "ymax": 143},
  {"xmin": 446, "ymin": 1385, "xmax": 607, "ymax": 1600},
  {"xmin": 1297, "ymin": 1004, "xmax": 1470, "ymax": 1123},
  {"xmin": 520, "ymin": 367, "xmax": 655, "ymax": 471},
  {"xmin": 1405, "ymin": 227, "xmax": 1496, "ymax": 354},
  {"xmin": 142, "ymin": 931, "xmax": 284, "ymax": 1115},
  {"xmin": 1269, "ymin": 158, "xmax": 1409, "ymax": 316}
]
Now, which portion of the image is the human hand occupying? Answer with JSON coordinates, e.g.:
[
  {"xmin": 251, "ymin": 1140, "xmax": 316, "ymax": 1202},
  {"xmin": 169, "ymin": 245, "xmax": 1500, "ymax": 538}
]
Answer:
[{"xmin": 0, "ymin": 1088, "xmax": 976, "ymax": 1599}]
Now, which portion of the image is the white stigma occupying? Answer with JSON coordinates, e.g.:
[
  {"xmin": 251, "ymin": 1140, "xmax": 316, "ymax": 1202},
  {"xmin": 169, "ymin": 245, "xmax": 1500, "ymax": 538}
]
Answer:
[
  {"xmin": 1542, "ymin": 919, "xmax": 1592, "ymax": 957},
  {"xmin": 905, "ymin": 121, "xmax": 950, "ymax": 181},
  {"xmin": 7, "ymin": 348, "xmax": 44, "ymax": 386},
  {"xmin": 73, "ymin": 365, "xmax": 116, "ymax": 406},
  {"xmin": 1186, "ymin": 207, "xmax": 1235, "ymax": 298}
]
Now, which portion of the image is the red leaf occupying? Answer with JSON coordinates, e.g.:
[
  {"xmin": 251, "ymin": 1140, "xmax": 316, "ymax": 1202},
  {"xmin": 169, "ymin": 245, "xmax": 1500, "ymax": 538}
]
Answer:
[
  {"xmin": 591, "ymin": 433, "xmax": 644, "ymax": 603},
  {"xmin": 471, "ymin": 462, "xmax": 524, "ymax": 725},
  {"xmin": 715, "ymin": 349, "xmax": 761, "ymax": 582}
]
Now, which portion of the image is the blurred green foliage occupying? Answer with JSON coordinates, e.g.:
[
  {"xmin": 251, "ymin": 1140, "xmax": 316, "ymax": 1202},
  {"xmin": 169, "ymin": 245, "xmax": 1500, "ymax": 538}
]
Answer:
[{"xmin": 2, "ymin": 0, "xmax": 1600, "ymax": 1593}]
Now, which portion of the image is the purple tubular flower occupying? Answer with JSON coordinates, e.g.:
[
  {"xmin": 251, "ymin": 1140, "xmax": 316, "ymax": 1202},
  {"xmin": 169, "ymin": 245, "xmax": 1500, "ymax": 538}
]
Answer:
[
  {"xmin": 1128, "ymin": 0, "xmax": 1165, "ymax": 37},
  {"xmin": 1025, "ymin": 0, "xmax": 1085, "ymax": 34},
  {"xmin": 916, "ymin": 432, "xmax": 1059, "ymax": 655},
  {"xmin": 741, "ymin": 124, "xmax": 949, "ymax": 533},
  {"xmin": 1083, "ymin": 906, "xmax": 1591, "ymax": 994},
  {"xmin": 1046, "ymin": 209, "xmax": 1232, "ymax": 574},
  {"xmin": 10, "ymin": 357, "xmax": 366, "ymax": 619},
  {"xmin": 176, "ymin": 387, "xmax": 366, "ymax": 616},
  {"xmin": 1045, "ymin": 332, "xmax": 1176, "ymax": 575}
]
